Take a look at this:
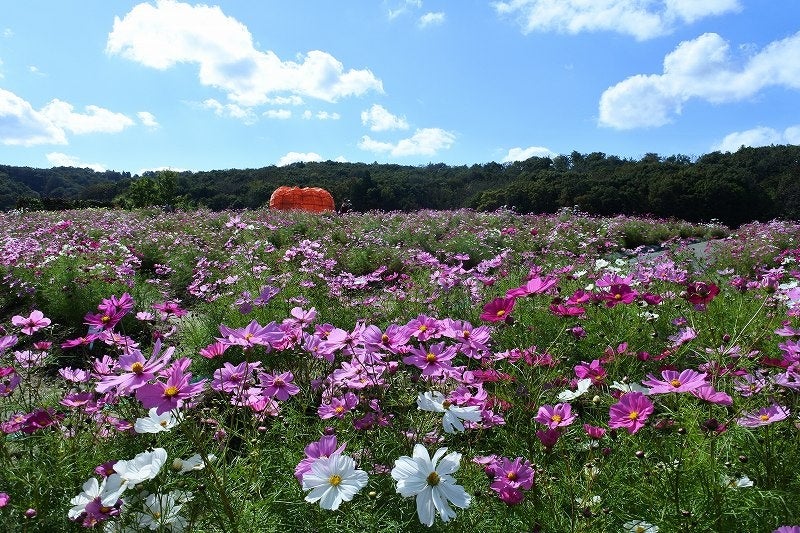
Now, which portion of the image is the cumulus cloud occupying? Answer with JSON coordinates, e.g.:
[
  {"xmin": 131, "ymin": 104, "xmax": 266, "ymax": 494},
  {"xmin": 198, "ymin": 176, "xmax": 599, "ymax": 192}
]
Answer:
[
  {"xmin": 501, "ymin": 146, "xmax": 557, "ymax": 162},
  {"xmin": 202, "ymin": 98, "xmax": 257, "ymax": 124},
  {"xmin": 276, "ymin": 151, "xmax": 323, "ymax": 166},
  {"xmin": 264, "ymin": 109, "xmax": 291, "ymax": 120},
  {"xmin": 419, "ymin": 12, "xmax": 445, "ymax": 28},
  {"xmin": 0, "ymin": 89, "xmax": 67, "ymax": 146},
  {"xmin": 41, "ymin": 100, "xmax": 134, "ymax": 134},
  {"xmin": 46, "ymin": 152, "xmax": 107, "ymax": 172},
  {"xmin": 107, "ymin": 0, "xmax": 383, "ymax": 106},
  {"xmin": 599, "ymin": 31, "xmax": 800, "ymax": 129},
  {"xmin": 361, "ymin": 104, "xmax": 409, "ymax": 131},
  {"xmin": 388, "ymin": 0, "xmax": 423, "ymax": 19},
  {"xmin": 137, "ymin": 111, "xmax": 159, "ymax": 128},
  {"xmin": 713, "ymin": 125, "xmax": 800, "ymax": 152},
  {"xmin": 358, "ymin": 128, "xmax": 455, "ymax": 157},
  {"xmin": 493, "ymin": 0, "xmax": 740, "ymax": 40}
]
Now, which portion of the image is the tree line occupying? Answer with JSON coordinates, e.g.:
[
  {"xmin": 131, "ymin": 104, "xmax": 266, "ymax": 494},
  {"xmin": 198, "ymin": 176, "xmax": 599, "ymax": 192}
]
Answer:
[{"xmin": 3, "ymin": 144, "xmax": 799, "ymax": 227}]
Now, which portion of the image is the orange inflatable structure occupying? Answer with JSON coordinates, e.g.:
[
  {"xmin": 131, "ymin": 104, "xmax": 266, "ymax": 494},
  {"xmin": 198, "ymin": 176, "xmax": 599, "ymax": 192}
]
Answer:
[{"xmin": 268, "ymin": 186, "xmax": 335, "ymax": 213}]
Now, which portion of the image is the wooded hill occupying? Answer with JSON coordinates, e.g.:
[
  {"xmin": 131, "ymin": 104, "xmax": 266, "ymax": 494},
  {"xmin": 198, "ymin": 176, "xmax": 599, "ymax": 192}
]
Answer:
[{"xmin": 3, "ymin": 144, "xmax": 799, "ymax": 227}]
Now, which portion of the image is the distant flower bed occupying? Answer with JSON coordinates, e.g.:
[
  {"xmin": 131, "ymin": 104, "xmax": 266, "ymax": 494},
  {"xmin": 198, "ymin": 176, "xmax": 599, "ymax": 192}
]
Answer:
[{"xmin": 0, "ymin": 207, "xmax": 798, "ymax": 531}]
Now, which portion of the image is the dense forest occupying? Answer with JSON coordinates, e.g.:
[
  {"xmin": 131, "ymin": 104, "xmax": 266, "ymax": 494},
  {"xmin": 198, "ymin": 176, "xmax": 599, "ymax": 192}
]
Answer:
[{"xmin": 2, "ymin": 144, "xmax": 799, "ymax": 227}]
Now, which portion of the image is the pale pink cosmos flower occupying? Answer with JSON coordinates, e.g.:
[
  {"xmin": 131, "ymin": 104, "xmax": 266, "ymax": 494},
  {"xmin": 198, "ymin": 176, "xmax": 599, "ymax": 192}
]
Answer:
[
  {"xmin": 643, "ymin": 369, "xmax": 707, "ymax": 394},
  {"xmin": 136, "ymin": 358, "xmax": 207, "ymax": 415},
  {"xmin": 259, "ymin": 371, "xmax": 300, "ymax": 401},
  {"xmin": 535, "ymin": 403, "xmax": 577, "ymax": 429},
  {"xmin": 737, "ymin": 404, "xmax": 790, "ymax": 427},
  {"xmin": 11, "ymin": 310, "xmax": 51, "ymax": 335}
]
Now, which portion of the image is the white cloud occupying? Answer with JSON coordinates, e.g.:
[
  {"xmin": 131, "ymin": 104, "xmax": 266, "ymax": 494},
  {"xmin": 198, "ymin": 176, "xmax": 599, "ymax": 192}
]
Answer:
[
  {"xmin": 713, "ymin": 125, "xmax": 800, "ymax": 152},
  {"xmin": 493, "ymin": 0, "xmax": 740, "ymax": 40},
  {"xmin": 0, "ymin": 88, "xmax": 67, "ymax": 146},
  {"xmin": 388, "ymin": 0, "xmax": 423, "ymax": 19},
  {"xmin": 599, "ymin": 31, "xmax": 800, "ymax": 129},
  {"xmin": 419, "ymin": 12, "xmax": 445, "ymax": 28},
  {"xmin": 264, "ymin": 95, "xmax": 304, "ymax": 106},
  {"xmin": 276, "ymin": 151, "xmax": 323, "ymax": 166},
  {"xmin": 46, "ymin": 152, "xmax": 107, "ymax": 172},
  {"xmin": 361, "ymin": 104, "xmax": 409, "ymax": 131},
  {"xmin": 107, "ymin": 0, "xmax": 383, "ymax": 106},
  {"xmin": 315, "ymin": 111, "xmax": 340, "ymax": 120},
  {"xmin": 502, "ymin": 146, "xmax": 557, "ymax": 162},
  {"xmin": 137, "ymin": 111, "xmax": 159, "ymax": 128},
  {"xmin": 358, "ymin": 127, "xmax": 455, "ymax": 157},
  {"xmin": 41, "ymin": 99, "xmax": 134, "ymax": 134},
  {"xmin": 264, "ymin": 109, "xmax": 291, "ymax": 120},
  {"xmin": 202, "ymin": 98, "xmax": 257, "ymax": 124}
]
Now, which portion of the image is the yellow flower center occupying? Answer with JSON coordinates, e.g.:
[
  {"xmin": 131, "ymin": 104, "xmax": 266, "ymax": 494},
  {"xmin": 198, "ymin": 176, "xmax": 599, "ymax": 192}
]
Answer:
[
  {"xmin": 130, "ymin": 362, "xmax": 144, "ymax": 374},
  {"xmin": 334, "ymin": 406, "xmax": 345, "ymax": 414},
  {"xmin": 427, "ymin": 471, "xmax": 440, "ymax": 486},
  {"xmin": 164, "ymin": 386, "xmax": 179, "ymax": 398},
  {"xmin": 506, "ymin": 471, "xmax": 518, "ymax": 481},
  {"xmin": 670, "ymin": 379, "xmax": 682, "ymax": 388},
  {"xmin": 614, "ymin": 293, "xmax": 622, "ymax": 300},
  {"xmin": 329, "ymin": 474, "xmax": 342, "ymax": 486},
  {"xmin": 496, "ymin": 309, "xmax": 506, "ymax": 317},
  {"xmin": 759, "ymin": 414, "xmax": 769, "ymax": 421},
  {"xmin": 160, "ymin": 420, "xmax": 168, "ymax": 427},
  {"xmin": 273, "ymin": 378, "xmax": 284, "ymax": 386},
  {"xmin": 101, "ymin": 315, "xmax": 111, "ymax": 324},
  {"xmin": 418, "ymin": 325, "xmax": 428, "ymax": 332},
  {"xmin": 462, "ymin": 330, "xmax": 470, "ymax": 339},
  {"xmin": 426, "ymin": 353, "xmax": 437, "ymax": 363},
  {"xmin": 551, "ymin": 414, "xmax": 563, "ymax": 423},
  {"xmin": 381, "ymin": 334, "xmax": 389, "ymax": 343},
  {"xmin": 628, "ymin": 411, "xmax": 639, "ymax": 420}
]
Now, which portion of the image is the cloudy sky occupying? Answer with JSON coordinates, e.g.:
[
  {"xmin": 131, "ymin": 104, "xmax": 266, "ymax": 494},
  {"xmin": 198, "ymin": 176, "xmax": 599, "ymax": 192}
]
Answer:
[{"xmin": 1, "ymin": 0, "xmax": 798, "ymax": 173}]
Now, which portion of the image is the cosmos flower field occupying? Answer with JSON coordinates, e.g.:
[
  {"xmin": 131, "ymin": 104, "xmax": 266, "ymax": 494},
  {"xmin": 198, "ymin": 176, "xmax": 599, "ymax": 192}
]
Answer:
[{"xmin": 1, "ymin": 206, "xmax": 799, "ymax": 532}]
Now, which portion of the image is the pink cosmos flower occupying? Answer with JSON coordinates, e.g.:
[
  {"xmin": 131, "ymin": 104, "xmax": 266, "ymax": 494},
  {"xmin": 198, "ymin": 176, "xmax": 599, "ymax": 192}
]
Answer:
[
  {"xmin": 505, "ymin": 276, "xmax": 558, "ymax": 298},
  {"xmin": 218, "ymin": 320, "xmax": 284, "ymax": 349},
  {"xmin": 199, "ymin": 341, "xmax": 228, "ymax": 359},
  {"xmin": 690, "ymin": 384, "xmax": 733, "ymax": 405},
  {"xmin": 575, "ymin": 359, "xmax": 607, "ymax": 385},
  {"xmin": 402, "ymin": 342, "xmax": 458, "ymax": 377},
  {"xmin": 480, "ymin": 297, "xmax": 515, "ymax": 323},
  {"xmin": 643, "ymin": 369, "xmax": 707, "ymax": 394},
  {"xmin": 259, "ymin": 371, "xmax": 300, "ymax": 401},
  {"xmin": 0, "ymin": 335, "xmax": 17, "ymax": 353},
  {"xmin": 95, "ymin": 340, "xmax": 173, "ymax": 395},
  {"xmin": 406, "ymin": 314, "xmax": 442, "ymax": 341},
  {"xmin": 737, "ymin": 404, "xmax": 790, "ymax": 427},
  {"xmin": 362, "ymin": 324, "xmax": 412, "ymax": 354},
  {"xmin": 535, "ymin": 403, "xmax": 577, "ymax": 429},
  {"xmin": 0, "ymin": 492, "xmax": 9, "ymax": 507},
  {"xmin": 488, "ymin": 456, "xmax": 535, "ymax": 505},
  {"xmin": 317, "ymin": 392, "xmax": 359, "ymax": 419},
  {"xmin": 536, "ymin": 428, "xmax": 560, "ymax": 450},
  {"xmin": 583, "ymin": 424, "xmax": 607, "ymax": 439},
  {"xmin": 211, "ymin": 361, "xmax": 260, "ymax": 393},
  {"xmin": 11, "ymin": 310, "xmax": 51, "ymax": 335},
  {"xmin": 609, "ymin": 392, "xmax": 654, "ymax": 434},
  {"xmin": 136, "ymin": 358, "xmax": 207, "ymax": 414},
  {"xmin": 152, "ymin": 300, "xmax": 187, "ymax": 319}
]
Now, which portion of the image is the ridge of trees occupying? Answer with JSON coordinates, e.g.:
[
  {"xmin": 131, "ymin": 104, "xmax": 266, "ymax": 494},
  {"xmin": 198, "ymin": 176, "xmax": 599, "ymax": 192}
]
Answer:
[{"xmin": 3, "ymin": 144, "xmax": 799, "ymax": 227}]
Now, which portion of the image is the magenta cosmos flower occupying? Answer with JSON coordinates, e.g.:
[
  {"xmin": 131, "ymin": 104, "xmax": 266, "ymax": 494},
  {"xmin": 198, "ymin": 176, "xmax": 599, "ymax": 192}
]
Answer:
[
  {"xmin": 95, "ymin": 340, "xmax": 173, "ymax": 395},
  {"xmin": 643, "ymin": 369, "xmax": 707, "ymax": 394},
  {"xmin": 535, "ymin": 403, "xmax": 577, "ymax": 429},
  {"xmin": 295, "ymin": 435, "xmax": 347, "ymax": 483},
  {"xmin": 737, "ymin": 404, "xmax": 790, "ymax": 428},
  {"xmin": 136, "ymin": 358, "xmax": 207, "ymax": 414},
  {"xmin": 609, "ymin": 392, "xmax": 654, "ymax": 434},
  {"xmin": 480, "ymin": 297, "xmax": 515, "ymax": 323},
  {"xmin": 488, "ymin": 456, "xmax": 535, "ymax": 505},
  {"xmin": 11, "ymin": 310, "xmax": 51, "ymax": 335}
]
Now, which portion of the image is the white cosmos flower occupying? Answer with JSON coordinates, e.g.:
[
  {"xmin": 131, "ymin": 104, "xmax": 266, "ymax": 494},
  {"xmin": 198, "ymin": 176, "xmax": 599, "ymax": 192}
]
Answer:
[
  {"xmin": 134, "ymin": 407, "xmax": 180, "ymax": 434},
  {"xmin": 172, "ymin": 453, "xmax": 215, "ymax": 474},
  {"xmin": 557, "ymin": 378, "xmax": 593, "ymax": 402},
  {"xmin": 113, "ymin": 448, "xmax": 168, "ymax": 488},
  {"xmin": 416, "ymin": 391, "xmax": 482, "ymax": 434},
  {"xmin": 302, "ymin": 454, "xmax": 368, "ymax": 511},
  {"xmin": 68, "ymin": 473, "xmax": 126, "ymax": 521},
  {"xmin": 610, "ymin": 381, "xmax": 650, "ymax": 395},
  {"xmin": 623, "ymin": 520, "xmax": 659, "ymax": 533},
  {"xmin": 721, "ymin": 474, "xmax": 753, "ymax": 488},
  {"xmin": 136, "ymin": 490, "xmax": 191, "ymax": 531},
  {"xmin": 391, "ymin": 444, "xmax": 470, "ymax": 527}
]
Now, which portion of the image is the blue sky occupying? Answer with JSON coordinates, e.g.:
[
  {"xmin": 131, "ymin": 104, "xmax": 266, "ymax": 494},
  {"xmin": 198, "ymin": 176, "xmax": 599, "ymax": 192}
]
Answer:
[{"xmin": 1, "ymin": 0, "xmax": 799, "ymax": 174}]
